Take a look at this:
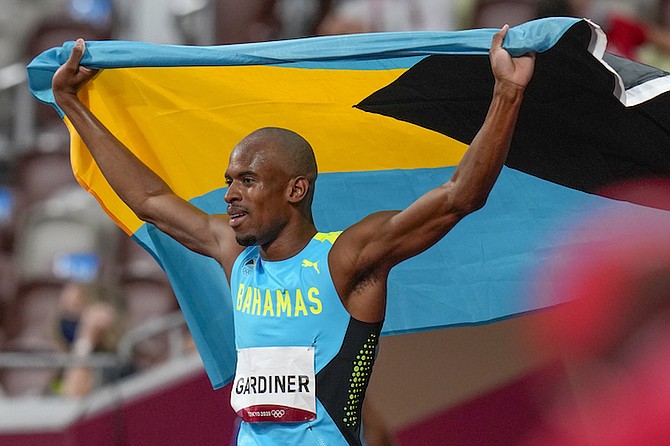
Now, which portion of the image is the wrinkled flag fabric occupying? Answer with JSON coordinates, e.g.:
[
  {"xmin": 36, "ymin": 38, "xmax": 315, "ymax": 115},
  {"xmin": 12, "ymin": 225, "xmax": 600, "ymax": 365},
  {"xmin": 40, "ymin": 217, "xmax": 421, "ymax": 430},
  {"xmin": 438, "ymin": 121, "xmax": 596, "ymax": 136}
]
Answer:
[{"xmin": 28, "ymin": 17, "xmax": 670, "ymax": 388}]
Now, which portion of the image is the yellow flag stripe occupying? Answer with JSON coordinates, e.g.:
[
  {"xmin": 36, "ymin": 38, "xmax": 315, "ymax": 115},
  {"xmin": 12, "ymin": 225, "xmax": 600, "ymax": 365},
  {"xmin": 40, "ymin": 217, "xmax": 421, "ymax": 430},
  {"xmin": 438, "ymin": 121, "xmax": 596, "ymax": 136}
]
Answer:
[{"xmin": 69, "ymin": 65, "xmax": 468, "ymax": 234}]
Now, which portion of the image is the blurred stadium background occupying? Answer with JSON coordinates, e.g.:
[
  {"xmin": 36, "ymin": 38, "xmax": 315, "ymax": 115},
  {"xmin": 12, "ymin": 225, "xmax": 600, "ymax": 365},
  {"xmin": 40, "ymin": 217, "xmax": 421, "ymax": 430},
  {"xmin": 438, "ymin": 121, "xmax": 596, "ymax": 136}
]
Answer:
[{"xmin": 0, "ymin": 1, "xmax": 668, "ymax": 445}]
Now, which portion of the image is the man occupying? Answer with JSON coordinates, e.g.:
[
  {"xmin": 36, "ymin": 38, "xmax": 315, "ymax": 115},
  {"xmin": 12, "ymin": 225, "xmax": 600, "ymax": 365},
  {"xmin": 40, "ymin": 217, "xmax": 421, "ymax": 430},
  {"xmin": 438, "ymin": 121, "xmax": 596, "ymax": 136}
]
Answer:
[{"xmin": 52, "ymin": 24, "xmax": 534, "ymax": 445}]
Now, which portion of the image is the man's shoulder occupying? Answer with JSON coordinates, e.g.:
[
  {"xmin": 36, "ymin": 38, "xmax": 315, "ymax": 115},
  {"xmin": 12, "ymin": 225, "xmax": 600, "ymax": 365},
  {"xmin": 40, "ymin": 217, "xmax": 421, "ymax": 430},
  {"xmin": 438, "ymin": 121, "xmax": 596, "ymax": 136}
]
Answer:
[{"xmin": 313, "ymin": 231, "xmax": 343, "ymax": 245}]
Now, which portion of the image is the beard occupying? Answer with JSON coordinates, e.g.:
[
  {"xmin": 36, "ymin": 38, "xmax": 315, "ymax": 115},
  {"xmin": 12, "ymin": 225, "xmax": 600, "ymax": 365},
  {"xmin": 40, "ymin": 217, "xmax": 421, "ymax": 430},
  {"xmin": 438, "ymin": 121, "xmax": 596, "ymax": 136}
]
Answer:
[
  {"xmin": 234, "ymin": 223, "xmax": 282, "ymax": 248},
  {"xmin": 235, "ymin": 233, "xmax": 258, "ymax": 246}
]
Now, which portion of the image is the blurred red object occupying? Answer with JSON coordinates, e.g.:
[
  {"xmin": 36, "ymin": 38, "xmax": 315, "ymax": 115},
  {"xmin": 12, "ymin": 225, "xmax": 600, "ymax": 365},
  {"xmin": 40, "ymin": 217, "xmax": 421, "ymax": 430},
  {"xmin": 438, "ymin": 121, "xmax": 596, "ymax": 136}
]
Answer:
[
  {"xmin": 524, "ymin": 179, "xmax": 670, "ymax": 446},
  {"xmin": 606, "ymin": 14, "xmax": 649, "ymax": 60}
]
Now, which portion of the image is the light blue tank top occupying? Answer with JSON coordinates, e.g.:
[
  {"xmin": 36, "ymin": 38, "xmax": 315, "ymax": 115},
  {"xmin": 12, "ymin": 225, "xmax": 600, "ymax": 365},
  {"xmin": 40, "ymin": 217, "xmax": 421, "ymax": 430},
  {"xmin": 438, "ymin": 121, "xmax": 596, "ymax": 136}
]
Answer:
[{"xmin": 230, "ymin": 231, "xmax": 360, "ymax": 445}]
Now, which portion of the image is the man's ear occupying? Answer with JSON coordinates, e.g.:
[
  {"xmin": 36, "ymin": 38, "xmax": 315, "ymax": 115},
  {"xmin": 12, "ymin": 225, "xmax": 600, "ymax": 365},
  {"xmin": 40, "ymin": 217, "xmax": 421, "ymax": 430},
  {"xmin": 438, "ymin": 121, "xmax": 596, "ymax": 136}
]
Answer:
[{"xmin": 287, "ymin": 176, "xmax": 309, "ymax": 203}]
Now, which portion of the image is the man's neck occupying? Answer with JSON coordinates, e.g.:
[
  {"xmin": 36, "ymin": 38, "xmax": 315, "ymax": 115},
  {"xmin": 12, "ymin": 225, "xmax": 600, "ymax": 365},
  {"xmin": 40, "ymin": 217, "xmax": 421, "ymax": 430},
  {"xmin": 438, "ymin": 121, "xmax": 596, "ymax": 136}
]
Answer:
[{"xmin": 259, "ymin": 223, "xmax": 318, "ymax": 261}]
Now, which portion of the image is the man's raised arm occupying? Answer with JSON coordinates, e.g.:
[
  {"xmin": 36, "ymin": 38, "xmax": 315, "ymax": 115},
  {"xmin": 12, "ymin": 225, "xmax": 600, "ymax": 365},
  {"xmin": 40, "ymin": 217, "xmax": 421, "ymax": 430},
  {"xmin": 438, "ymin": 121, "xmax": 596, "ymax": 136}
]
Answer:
[
  {"xmin": 52, "ymin": 39, "xmax": 241, "ymax": 274},
  {"xmin": 331, "ymin": 25, "xmax": 536, "ymax": 322}
]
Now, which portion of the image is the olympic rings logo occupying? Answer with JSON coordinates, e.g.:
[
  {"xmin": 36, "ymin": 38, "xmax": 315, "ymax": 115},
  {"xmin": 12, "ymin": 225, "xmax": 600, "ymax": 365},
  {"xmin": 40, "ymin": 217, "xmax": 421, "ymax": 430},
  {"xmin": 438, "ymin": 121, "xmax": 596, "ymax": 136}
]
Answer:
[{"xmin": 270, "ymin": 410, "xmax": 285, "ymax": 418}]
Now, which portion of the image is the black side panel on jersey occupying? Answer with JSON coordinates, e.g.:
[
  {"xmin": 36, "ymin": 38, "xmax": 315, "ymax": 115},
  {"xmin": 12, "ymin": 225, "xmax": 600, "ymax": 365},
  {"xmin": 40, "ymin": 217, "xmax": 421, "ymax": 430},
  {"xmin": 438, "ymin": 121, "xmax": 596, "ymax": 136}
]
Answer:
[{"xmin": 317, "ymin": 317, "xmax": 384, "ymax": 445}]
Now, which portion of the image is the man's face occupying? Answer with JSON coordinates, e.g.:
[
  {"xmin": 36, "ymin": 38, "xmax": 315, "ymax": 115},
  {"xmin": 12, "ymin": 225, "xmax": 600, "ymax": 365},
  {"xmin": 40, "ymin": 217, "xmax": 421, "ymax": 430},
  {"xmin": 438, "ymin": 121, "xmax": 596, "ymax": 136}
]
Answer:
[{"xmin": 224, "ymin": 141, "xmax": 291, "ymax": 247}]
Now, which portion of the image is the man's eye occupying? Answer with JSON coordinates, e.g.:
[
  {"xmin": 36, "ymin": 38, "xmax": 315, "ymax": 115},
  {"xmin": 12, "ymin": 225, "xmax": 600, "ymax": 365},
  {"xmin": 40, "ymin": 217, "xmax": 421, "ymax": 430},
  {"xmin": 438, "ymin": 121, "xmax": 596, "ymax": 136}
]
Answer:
[{"xmin": 243, "ymin": 178, "xmax": 254, "ymax": 185}]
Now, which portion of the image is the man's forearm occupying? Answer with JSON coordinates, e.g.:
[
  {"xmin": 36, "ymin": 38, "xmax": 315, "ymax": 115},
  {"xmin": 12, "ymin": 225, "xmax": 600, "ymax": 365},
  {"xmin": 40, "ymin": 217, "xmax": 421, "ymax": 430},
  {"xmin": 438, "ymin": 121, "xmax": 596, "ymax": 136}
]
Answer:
[
  {"xmin": 447, "ymin": 79, "xmax": 525, "ymax": 213},
  {"xmin": 56, "ymin": 93, "xmax": 174, "ymax": 219}
]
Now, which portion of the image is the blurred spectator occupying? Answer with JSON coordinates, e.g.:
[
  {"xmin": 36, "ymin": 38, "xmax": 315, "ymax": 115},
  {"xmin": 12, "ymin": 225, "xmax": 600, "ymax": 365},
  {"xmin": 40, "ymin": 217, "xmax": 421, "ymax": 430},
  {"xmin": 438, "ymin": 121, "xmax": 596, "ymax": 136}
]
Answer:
[
  {"xmin": 49, "ymin": 252, "xmax": 124, "ymax": 397},
  {"xmin": 58, "ymin": 283, "xmax": 121, "ymax": 397},
  {"xmin": 53, "ymin": 281, "xmax": 125, "ymax": 398}
]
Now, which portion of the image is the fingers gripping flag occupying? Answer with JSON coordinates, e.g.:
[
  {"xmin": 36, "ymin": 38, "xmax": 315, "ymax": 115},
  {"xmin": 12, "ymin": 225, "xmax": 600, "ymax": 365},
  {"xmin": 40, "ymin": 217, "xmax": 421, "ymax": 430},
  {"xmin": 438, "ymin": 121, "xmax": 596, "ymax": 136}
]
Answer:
[{"xmin": 28, "ymin": 18, "xmax": 670, "ymax": 388}]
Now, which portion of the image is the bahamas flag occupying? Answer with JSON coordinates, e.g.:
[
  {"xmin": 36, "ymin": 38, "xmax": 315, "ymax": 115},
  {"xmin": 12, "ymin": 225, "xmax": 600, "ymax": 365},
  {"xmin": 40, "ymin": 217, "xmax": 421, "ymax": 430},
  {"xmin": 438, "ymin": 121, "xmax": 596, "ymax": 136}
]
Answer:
[{"xmin": 27, "ymin": 17, "xmax": 670, "ymax": 389}]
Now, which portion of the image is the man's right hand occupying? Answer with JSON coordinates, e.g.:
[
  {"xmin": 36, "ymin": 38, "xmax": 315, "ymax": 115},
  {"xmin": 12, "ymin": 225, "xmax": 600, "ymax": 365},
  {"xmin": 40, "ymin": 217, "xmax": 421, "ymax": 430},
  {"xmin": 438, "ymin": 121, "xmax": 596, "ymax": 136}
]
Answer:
[{"xmin": 52, "ymin": 38, "xmax": 99, "ymax": 103}]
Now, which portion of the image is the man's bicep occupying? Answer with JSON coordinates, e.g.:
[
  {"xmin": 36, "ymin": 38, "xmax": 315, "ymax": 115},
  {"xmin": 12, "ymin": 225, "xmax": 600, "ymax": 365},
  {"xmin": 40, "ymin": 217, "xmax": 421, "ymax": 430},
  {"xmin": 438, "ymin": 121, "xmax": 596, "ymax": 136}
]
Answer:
[
  {"xmin": 346, "ymin": 187, "xmax": 463, "ymax": 268},
  {"xmin": 333, "ymin": 211, "xmax": 403, "ymax": 276}
]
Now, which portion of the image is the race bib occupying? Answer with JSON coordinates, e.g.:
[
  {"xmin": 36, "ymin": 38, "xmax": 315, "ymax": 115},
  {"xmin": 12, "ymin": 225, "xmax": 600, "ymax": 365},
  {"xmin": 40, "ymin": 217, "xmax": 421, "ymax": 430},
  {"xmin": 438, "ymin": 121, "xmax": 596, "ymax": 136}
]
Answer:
[{"xmin": 231, "ymin": 346, "xmax": 317, "ymax": 423}]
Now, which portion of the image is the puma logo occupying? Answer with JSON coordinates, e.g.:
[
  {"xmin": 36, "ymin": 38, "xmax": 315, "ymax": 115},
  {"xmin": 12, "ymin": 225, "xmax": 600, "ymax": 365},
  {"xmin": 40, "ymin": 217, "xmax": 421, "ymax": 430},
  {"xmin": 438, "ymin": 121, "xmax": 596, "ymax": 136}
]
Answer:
[{"xmin": 301, "ymin": 259, "xmax": 320, "ymax": 274}]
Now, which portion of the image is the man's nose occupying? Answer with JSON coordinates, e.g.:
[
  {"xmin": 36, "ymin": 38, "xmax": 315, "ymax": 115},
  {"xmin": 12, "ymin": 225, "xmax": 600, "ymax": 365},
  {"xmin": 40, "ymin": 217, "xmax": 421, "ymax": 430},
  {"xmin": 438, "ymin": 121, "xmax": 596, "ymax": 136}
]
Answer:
[{"xmin": 224, "ymin": 182, "xmax": 240, "ymax": 203}]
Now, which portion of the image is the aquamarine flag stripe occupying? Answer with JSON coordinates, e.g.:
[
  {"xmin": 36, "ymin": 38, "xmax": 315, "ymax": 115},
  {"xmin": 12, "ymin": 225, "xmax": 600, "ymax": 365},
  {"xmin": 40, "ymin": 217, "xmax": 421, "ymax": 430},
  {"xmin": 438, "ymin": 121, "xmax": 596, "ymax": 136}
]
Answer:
[{"xmin": 133, "ymin": 165, "xmax": 615, "ymax": 389}]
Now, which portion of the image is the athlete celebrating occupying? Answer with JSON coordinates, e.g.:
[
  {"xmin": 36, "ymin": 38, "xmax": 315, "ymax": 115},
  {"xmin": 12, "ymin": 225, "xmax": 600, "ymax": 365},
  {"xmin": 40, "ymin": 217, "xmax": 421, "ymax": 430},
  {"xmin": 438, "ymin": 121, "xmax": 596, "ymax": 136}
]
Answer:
[{"xmin": 51, "ymin": 25, "xmax": 534, "ymax": 445}]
